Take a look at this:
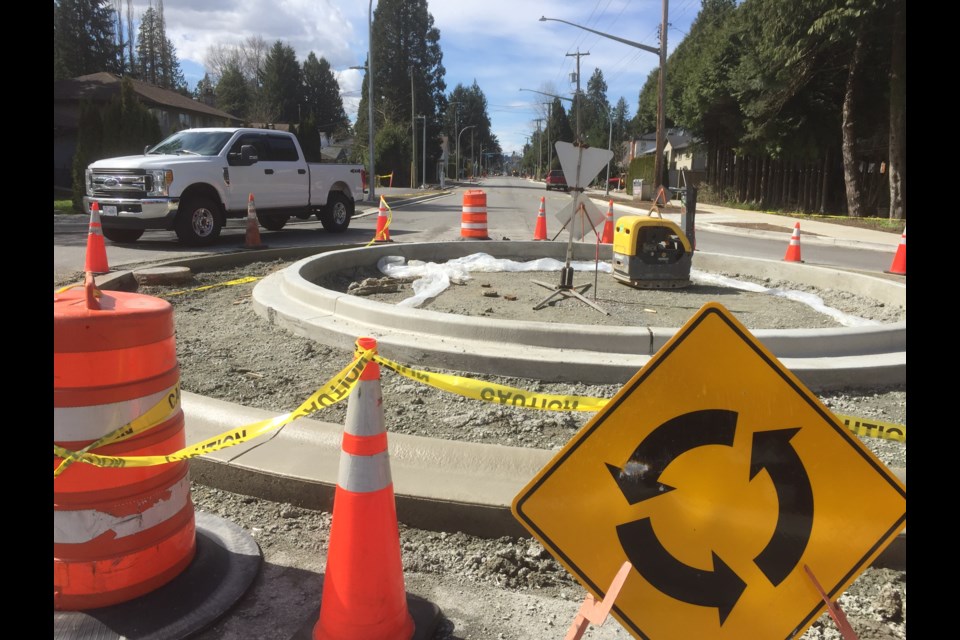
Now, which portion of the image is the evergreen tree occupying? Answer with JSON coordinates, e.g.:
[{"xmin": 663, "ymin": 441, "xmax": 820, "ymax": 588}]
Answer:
[
  {"xmin": 583, "ymin": 68, "xmax": 611, "ymax": 149},
  {"xmin": 215, "ymin": 62, "xmax": 249, "ymax": 121},
  {"xmin": 260, "ymin": 40, "xmax": 302, "ymax": 123},
  {"xmin": 54, "ymin": 0, "xmax": 122, "ymax": 79},
  {"xmin": 442, "ymin": 82, "xmax": 497, "ymax": 179},
  {"xmin": 135, "ymin": 1, "xmax": 186, "ymax": 91},
  {"xmin": 194, "ymin": 73, "xmax": 216, "ymax": 106},
  {"xmin": 302, "ymin": 52, "xmax": 351, "ymax": 139},
  {"xmin": 355, "ymin": 0, "xmax": 446, "ymax": 185}
]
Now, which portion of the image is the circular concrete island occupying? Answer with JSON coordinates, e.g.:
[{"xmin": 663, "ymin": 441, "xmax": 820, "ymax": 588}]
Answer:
[{"xmin": 252, "ymin": 241, "xmax": 905, "ymax": 391}]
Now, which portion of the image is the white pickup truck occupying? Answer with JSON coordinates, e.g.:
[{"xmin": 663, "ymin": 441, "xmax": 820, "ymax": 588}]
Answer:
[{"xmin": 83, "ymin": 127, "xmax": 367, "ymax": 245}]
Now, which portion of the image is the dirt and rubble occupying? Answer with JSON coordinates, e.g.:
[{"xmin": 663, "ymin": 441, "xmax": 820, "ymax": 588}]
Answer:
[{"xmin": 55, "ymin": 257, "xmax": 907, "ymax": 640}]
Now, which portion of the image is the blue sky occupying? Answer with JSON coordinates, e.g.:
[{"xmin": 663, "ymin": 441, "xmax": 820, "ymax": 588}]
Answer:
[{"xmin": 145, "ymin": 0, "xmax": 701, "ymax": 156}]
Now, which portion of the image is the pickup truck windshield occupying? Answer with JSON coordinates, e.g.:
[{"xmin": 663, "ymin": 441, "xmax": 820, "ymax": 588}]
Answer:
[{"xmin": 148, "ymin": 131, "xmax": 234, "ymax": 156}]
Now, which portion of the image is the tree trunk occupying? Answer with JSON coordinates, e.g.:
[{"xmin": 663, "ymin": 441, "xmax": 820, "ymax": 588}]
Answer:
[
  {"xmin": 888, "ymin": 0, "xmax": 905, "ymax": 220},
  {"xmin": 842, "ymin": 28, "xmax": 866, "ymax": 217}
]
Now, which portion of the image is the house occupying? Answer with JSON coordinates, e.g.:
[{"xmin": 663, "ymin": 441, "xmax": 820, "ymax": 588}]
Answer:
[
  {"xmin": 54, "ymin": 72, "xmax": 242, "ymax": 189},
  {"xmin": 626, "ymin": 129, "xmax": 708, "ymax": 196}
]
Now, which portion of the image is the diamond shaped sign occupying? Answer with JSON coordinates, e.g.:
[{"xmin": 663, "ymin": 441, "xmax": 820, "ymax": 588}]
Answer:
[{"xmin": 512, "ymin": 302, "xmax": 906, "ymax": 640}]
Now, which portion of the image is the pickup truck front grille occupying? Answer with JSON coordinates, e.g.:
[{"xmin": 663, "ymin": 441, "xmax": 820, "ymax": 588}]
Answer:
[{"xmin": 89, "ymin": 169, "xmax": 153, "ymax": 199}]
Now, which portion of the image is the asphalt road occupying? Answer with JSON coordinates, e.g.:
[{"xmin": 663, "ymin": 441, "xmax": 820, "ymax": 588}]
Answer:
[{"xmin": 54, "ymin": 176, "xmax": 897, "ymax": 281}]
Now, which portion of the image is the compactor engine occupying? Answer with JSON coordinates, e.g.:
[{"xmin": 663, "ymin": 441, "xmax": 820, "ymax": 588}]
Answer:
[{"xmin": 612, "ymin": 215, "xmax": 693, "ymax": 289}]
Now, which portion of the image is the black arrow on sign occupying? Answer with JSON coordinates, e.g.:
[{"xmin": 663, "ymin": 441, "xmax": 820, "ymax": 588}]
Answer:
[
  {"xmin": 750, "ymin": 428, "xmax": 814, "ymax": 586},
  {"xmin": 618, "ymin": 517, "xmax": 746, "ymax": 625},
  {"xmin": 606, "ymin": 409, "xmax": 738, "ymax": 505}
]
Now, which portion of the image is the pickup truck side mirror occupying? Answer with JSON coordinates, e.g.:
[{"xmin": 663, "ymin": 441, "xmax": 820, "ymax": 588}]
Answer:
[
  {"xmin": 144, "ymin": 145, "xmax": 151, "ymax": 155},
  {"xmin": 241, "ymin": 145, "xmax": 258, "ymax": 164}
]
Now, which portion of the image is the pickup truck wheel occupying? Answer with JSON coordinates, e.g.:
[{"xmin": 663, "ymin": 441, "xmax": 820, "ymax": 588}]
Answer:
[
  {"xmin": 258, "ymin": 213, "xmax": 289, "ymax": 231},
  {"xmin": 176, "ymin": 195, "xmax": 222, "ymax": 246},
  {"xmin": 318, "ymin": 193, "xmax": 353, "ymax": 233},
  {"xmin": 102, "ymin": 227, "xmax": 144, "ymax": 243}
]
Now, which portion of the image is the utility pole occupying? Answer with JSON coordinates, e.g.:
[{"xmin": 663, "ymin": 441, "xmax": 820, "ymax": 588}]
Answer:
[
  {"xmin": 565, "ymin": 50, "xmax": 589, "ymax": 144},
  {"xmin": 657, "ymin": 1, "xmax": 668, "ymax": 193},
  {"xmin": 410, "ymin": 67, "xmax": 416, "ymax": 189},
  {"xmin": 418, "ymin": 115, "xmax": 427, "ymax": 188}
]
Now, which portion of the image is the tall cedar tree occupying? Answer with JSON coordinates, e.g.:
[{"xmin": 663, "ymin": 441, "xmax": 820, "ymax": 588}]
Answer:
[
  {"xmin": 354, "ymin": 0, "xmax": 446, "ymax": 186},
  {"xmin": 301, "ymin": 53, "xmax": 351, "ymax": 138},
  {"xmin": 54, "ymin": 0, "xmax": 123, "ymax": 79},
  {"xmin": 260, "ymin": 41, "xmax": 302, "ymax": 124},
  {"xmin": 135, "ymin": 1, "xmax": 186, "ymax": 91}
]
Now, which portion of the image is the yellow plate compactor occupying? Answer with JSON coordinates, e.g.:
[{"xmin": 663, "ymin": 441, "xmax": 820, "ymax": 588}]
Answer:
[{"xmin": 612, "ymin": 215, "xmax": 693, "ymax": 289}]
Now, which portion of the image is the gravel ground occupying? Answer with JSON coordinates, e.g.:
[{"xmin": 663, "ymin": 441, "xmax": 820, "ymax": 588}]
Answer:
[{"xmin": 55, "ymin": 256, "xmax": 907, "ymax": 640}]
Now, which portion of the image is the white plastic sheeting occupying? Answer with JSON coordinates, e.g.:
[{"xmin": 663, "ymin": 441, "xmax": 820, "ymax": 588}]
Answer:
[
  {"xmin": 691, "ymin": 269, "xmax": 882, "ymax": 327},
  {"xmin": 376, "ymin": 253, "xmax": 881, "ymax": 327},
  {"xmin": 377, "ymin": 253, "xmax": 611, "ymax": 308}
]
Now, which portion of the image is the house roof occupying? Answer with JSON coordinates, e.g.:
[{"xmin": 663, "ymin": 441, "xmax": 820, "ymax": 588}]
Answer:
[{"xmin": 54, "ymin": 72, "xmax": 240, "ymax": 122}]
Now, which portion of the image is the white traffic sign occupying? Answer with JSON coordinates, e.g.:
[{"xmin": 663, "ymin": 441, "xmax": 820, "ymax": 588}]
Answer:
[{"xmin": 555, "ymin": 141, "xmax": 613, "ymax": 190}]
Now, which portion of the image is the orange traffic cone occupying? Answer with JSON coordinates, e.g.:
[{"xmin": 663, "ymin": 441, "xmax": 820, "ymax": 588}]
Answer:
[
  {"xmin": 783, "ymin": 222, "xmax": 803, "ymax": 263},
  {"xmin": 601, "ymin": 200, "xmax": 615, "ymax": 244},
  {"xmin": 533, "ymin": 197, "xmax": 548, "ymax": 241},
  {"xmin": 886, "ymin": 226, "xmax": 906, "ymax": 275},
  {"xmin": 374, "ymin": 196, "xmax": 392, "ymax": 242},
  {"xmin": 245, "ymin": 193, "xmax": 264, "ymax": 249},
  {"xmin": 313, "ymin": 337, "xmax": 437, "ymax": 640},
  {"xmin": 84, "ymin": 202, "xmax": 109, "ymax": 274}
]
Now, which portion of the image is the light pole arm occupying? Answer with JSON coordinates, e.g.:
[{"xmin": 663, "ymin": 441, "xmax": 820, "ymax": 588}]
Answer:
[{"xmin": 539, "ymin": 16, "xmax": 660, "ymax": 56}]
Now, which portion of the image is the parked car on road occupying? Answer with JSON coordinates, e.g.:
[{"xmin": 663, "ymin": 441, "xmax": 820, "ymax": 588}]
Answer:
[{"xmin": 545, "ymin": 170, "xmax": 568, "ymax": 192}]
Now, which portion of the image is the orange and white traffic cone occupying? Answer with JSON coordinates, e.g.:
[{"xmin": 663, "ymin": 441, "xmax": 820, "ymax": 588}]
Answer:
[
  {"xmin": 245, "ymin": 193, "xmax": 264, "ymax": 249},
  {"xmin": 313, "ymin": 337, "xmax": 436, "ymax": 640},
  {"xmin": 783, "ymin": 222, "xmax": 803, "ymax": 263},
  {"xmin": 84, "ymin": 202, "xmax": 109, "ymax": 274},
  {"xmin": 886, "ymin": 225, "xmax": 906, "ymax": 275},
  {"xmin": 600, "ymin": 200, "xmax": 615, "ymax": 244},
  {"xmin": 374, "ymin": 196, "xmax": 392, "ymax": 243},
  {"xmin": 533, "ymin": 197, "xmax": 548, "ymax": 241}
]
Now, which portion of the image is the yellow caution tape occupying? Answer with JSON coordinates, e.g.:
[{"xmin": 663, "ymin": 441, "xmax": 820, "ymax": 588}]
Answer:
[
  {"xmin": 163, "ymin": 276, "xmax": 261, "ymax": 297},
  {"xmin": 53, "ymin": 344, "xmax": 906, "ymax": 473},
  {"xmin": 54, "ymin": 383, "xmax": 182, "ymax": 478},
  {"xmin": 374, "ymin": 355, "xmax": 608, "ymax": 413},
  {"xmin": 836, "ymin": 414, "xmax": 906, "ymax": 443},
  {"xmin": 374, "ymin": 355, "xmax": 905, "ymax": 440},
  {"xmin": 53, "ymin": 352, "xmax": 371, "ymax": 470}
]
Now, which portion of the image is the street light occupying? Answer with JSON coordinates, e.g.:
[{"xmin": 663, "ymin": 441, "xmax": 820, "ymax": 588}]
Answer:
[
  {"xmin": 367, "ymin": 1, "xmax": 377, "ymax": 201},
  {"xmin": 457, "ymin": 125, "xmax": 475, "ymax": 182},
  {"xmin": 540, "ymin": 9, "xmax": 668, "ymax": 195}
]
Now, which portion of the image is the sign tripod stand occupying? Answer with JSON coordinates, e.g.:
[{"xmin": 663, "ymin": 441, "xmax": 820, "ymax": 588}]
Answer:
[{"xmin": 532, "ymin": 180, "xmax": 609, "ymax": 315}]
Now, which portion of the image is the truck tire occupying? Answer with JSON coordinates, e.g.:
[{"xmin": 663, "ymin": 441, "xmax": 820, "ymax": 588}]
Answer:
[
  {"xmin": 102, "ymin": 227, "xmax": 144, "ymax": 243},
  {"xmin": 257, "ymin": 213, "xmax": 289, "ymax": 231},
  {"xmin": 175, "ymin": 195, "xmax": 222, "ymax": 246},
  {"xmin": 318, "ymin": 192, "xmax": 353, "ymax": 233}
]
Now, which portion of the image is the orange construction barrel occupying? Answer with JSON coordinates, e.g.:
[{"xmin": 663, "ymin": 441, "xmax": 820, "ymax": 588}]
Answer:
[
  {"xmin": 461, "ymin": 189, "xmax": 490, "ymax": 240},
  {"xmin": 54, "ymin": 278, "xmax": 196, "ymax": 611}
]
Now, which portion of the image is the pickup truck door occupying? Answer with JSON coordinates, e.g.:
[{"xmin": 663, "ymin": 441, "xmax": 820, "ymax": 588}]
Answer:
[{"xmin": 225, "ymin": 133, "xmax": 309, "ymax": 212}]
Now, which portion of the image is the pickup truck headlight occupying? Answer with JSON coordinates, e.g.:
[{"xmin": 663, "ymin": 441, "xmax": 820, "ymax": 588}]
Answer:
[
  {"xmin": 85, "ymin": 168, "xmax": 93, "ymax": 196},
  {"xmin": 147, "ymin": 169, "xmax": 174, "ymax": 197}
]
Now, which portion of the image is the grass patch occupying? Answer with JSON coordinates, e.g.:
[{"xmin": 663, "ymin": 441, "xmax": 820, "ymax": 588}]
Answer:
[{"xmin": 54, "ymin": 199, "xmax": 78, "ymax": 214}]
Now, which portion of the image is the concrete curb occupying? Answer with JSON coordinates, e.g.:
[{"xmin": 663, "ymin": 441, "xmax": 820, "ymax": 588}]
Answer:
[{"xmin": 251, "ymin": 241, "xmax": 906, "ymax": 391}]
